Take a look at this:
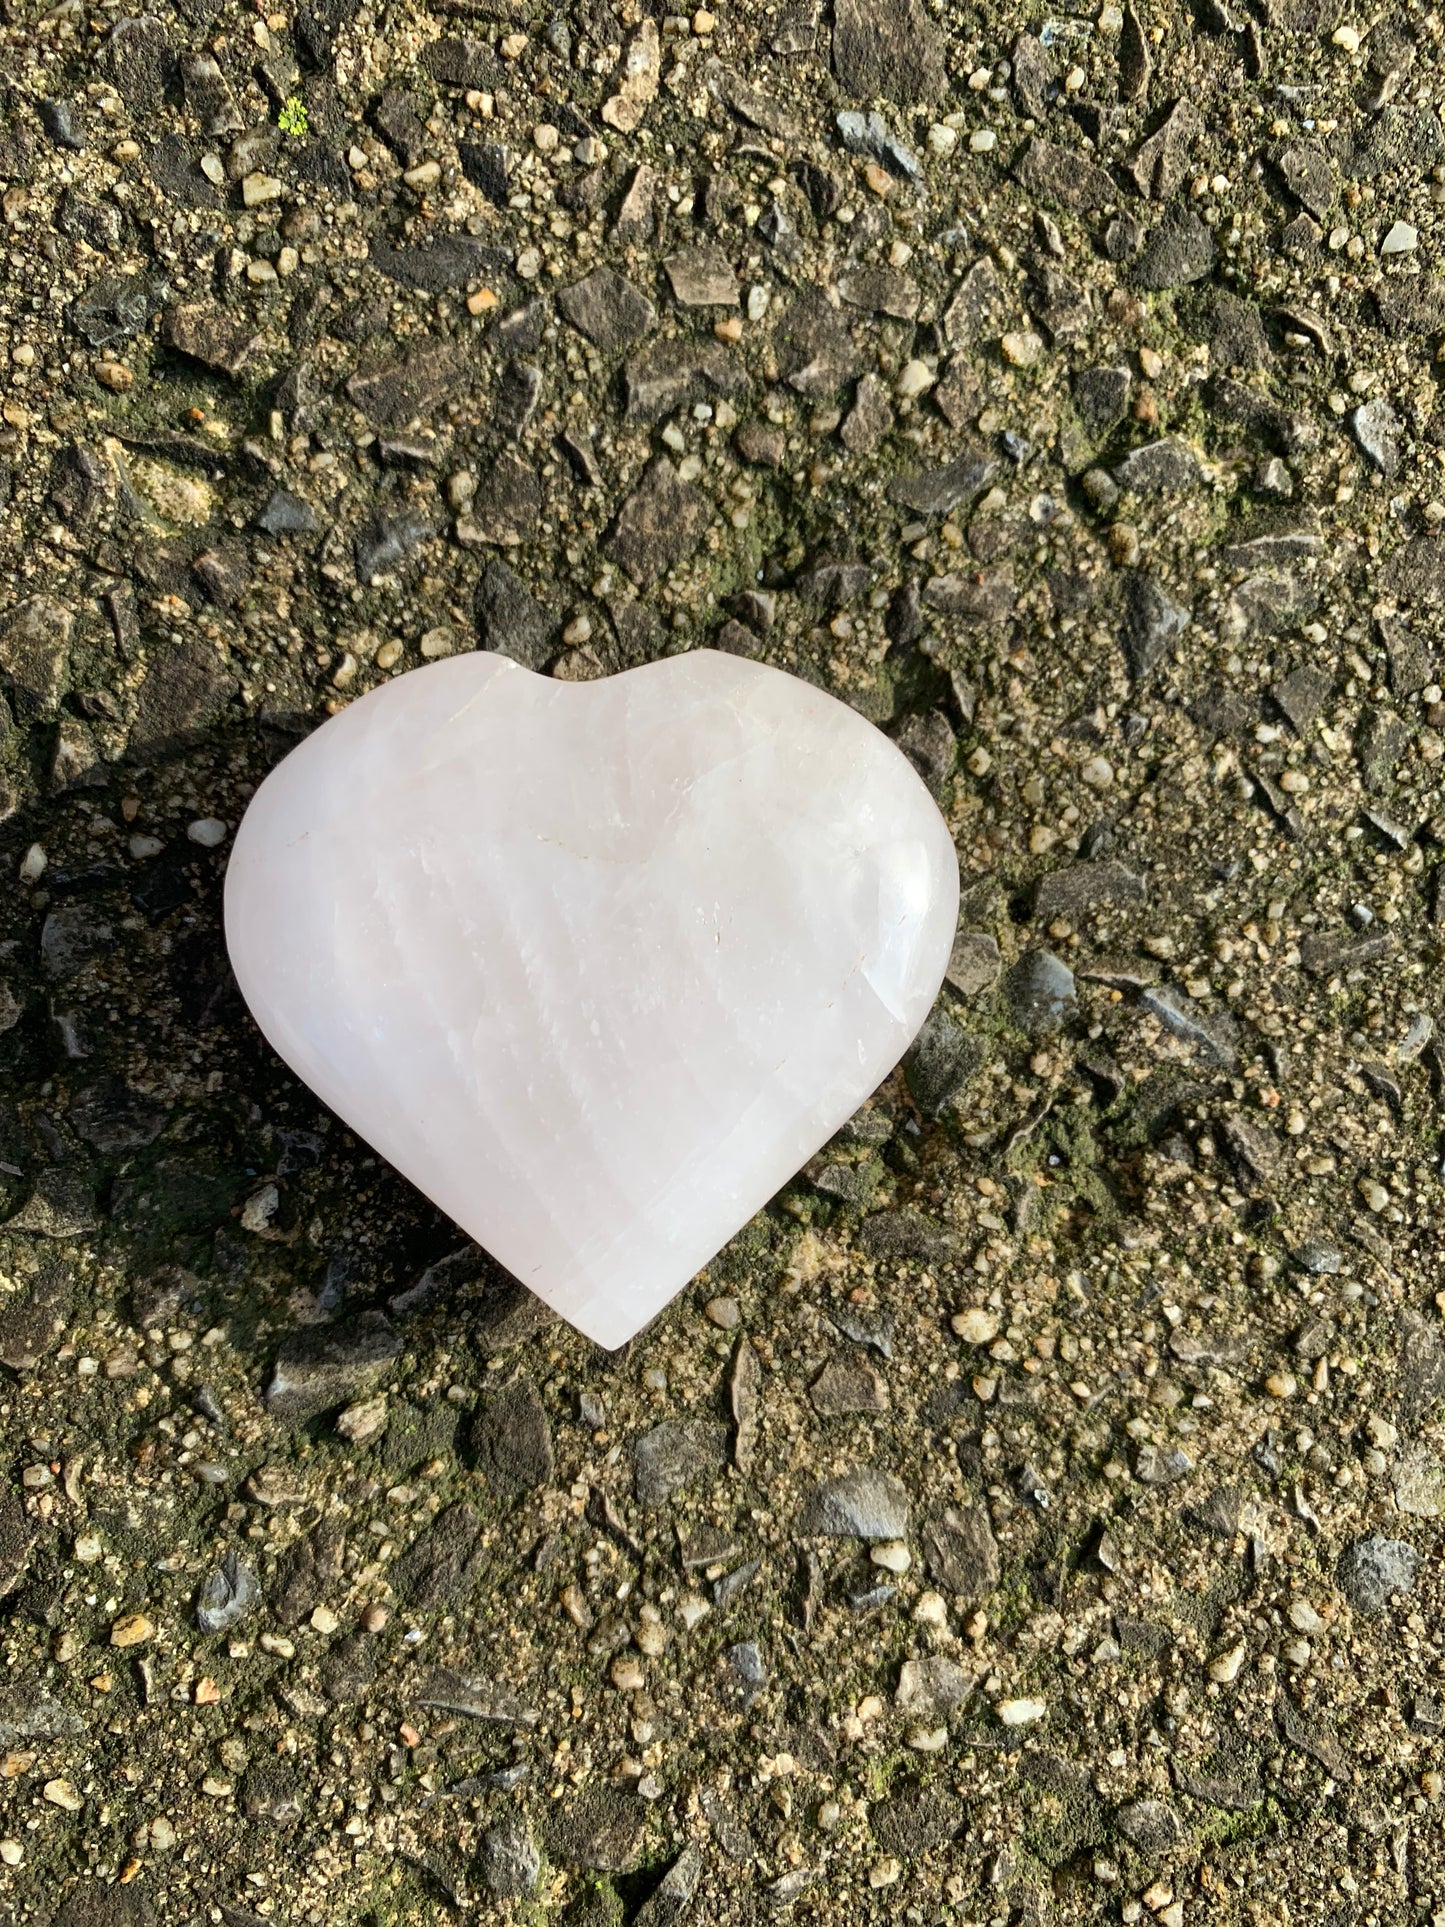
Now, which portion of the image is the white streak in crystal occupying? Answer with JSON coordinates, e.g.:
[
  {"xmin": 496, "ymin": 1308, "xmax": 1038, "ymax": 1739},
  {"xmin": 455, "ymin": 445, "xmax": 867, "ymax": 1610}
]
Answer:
[{"xmin": 224, "ymin": 650, "xmax": 958, "ymax": 1347}]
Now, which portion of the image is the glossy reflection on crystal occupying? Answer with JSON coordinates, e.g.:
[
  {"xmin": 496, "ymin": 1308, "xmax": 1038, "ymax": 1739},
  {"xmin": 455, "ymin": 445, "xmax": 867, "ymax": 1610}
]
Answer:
[{"xmin": 224, "ymin": 650, "xmax": 959, "ymax": 1347}]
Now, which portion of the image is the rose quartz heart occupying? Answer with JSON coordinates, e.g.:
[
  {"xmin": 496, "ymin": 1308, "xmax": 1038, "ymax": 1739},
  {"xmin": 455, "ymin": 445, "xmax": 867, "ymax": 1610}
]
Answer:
[{"xmin": 224, "ymin": 650, "xmax": 958, "ymax": 1347}]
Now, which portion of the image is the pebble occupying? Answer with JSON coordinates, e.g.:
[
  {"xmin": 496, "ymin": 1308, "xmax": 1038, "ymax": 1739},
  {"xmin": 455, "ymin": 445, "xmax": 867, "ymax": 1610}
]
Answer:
[
  {"xmin": 1001, "ymin": 330, "xmax": 1044, "ymax": 367},
  {"xmin": 1207, "ymin": 1641, "xmax": 1246, "ymax": 1683},
  {"xmin": 951, "ymin": 1306, "xmax": 1000, "ymax": 1344},
  {"xmin": 187, "ymin": 818, "xmax": 227, "ymax": 847},
  {"xmin": 110, "ymin": 1613, "xmax": 155, "ymax": 1648},
  {"xmin": 996, "ymin": 1696, "xmax": 1046, "ymax": 1726},
  {"xmin": 336, "ymin": 1393, "xmax": 388, "ymax": 1442},
  {"xmin": 195, "ymin": 1552, "xmax": 259, "ymax": 1635},
  {"xmin": 801, "ymin": 1469, "xmax": 910, "ymax": 1539},
  {"xmin": 481, "ymin": 1817, "xmax": 540, "ymax": 1899},
  {"xmin": 896, "ymin": 358, "xmax": 935, "ymax": 398},
  {"xmin": 1338, "ymin": 1535, "xmax": 1420, "ymax": 1614},
  {"xmin": 240, "ymin": 172, "xmax": 283, "ymax": 207},
  {"xmin": 870, "ymin": 1540, "xmax": 911, "ymax": 1573}
]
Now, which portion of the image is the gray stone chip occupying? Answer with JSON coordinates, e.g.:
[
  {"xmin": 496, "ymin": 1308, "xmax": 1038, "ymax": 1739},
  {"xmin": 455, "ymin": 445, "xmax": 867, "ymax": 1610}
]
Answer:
[
  {"xmin": 800, "ymin": 1468, "xmax": 910, "ymax": 1538},
  {"xmin": 1337, "ymin": 1535, "xmax": 1419, "ymax": 1614}
]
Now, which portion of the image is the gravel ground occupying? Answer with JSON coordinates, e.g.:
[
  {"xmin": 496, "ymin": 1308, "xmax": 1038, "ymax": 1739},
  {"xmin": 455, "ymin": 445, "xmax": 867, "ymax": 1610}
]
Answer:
[{"xmin": 3, "ymin": 0, "xmax": 1445, "ymax": 1920}]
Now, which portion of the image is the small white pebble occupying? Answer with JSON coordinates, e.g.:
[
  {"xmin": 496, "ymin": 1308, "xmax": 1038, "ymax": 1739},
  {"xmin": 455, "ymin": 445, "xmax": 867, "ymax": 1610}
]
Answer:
[
  {"xmin": 128, "ymin": 834, "xmax": 163, "ymax": 860},
  {"xmin": 20, "ymin": 843, "xmax": 46, "ymax": 880},
  {"xmin": 906, "ymin": 1724, "xmax": 949, "ymax": 1752},
  {"xmin": 896, "ymin": 358, "xmax": 936, "ymax": 398},
  {"xmin": 1288, "ymin": 1598, "xmax": 1324, "ymax": 1634},
  {"xmin": 0, "ymin": 1840, "xmax": 21, "ymax": 1866},
  {"xmin": 240, "ymin": 172, "xmax": 283, "ymax": 207},
  {"xmin": 913, "ymin": 1590, "xmax": 949, "ymax": 1630},
  {"xmin": 927, "ymin": 124, "xmax": 958, "ymax": 156},
  {"xmin": 1331, "ymin": 22, "xmax": 1361, "ymax": 49},
  {"xmin": 533, "ymin": 123, "xmax": 560, "ymax": 154},
  {"xmin": 870, "ymin": 1540, "xmax": 911, "ymax": 1574},
  {"xmin": 1001, "ymin": 330, "xmax": 1044, "ymax": 368},
  {"xmin": 187, "ymin": 818, "xmax": 227, "ymax": 848},
  {"xmin": 419, "ymin": 627, "xmax": 455, "ymax": 660},
  {"xmin": 997, "ymin": 1696, "xmax": 1046, "ymax": 1727},
  {"xmin": 1381, "ymin": 220, "xmax": 1418, "ymax": 254},
  {"xmin": 952, "ymin": 1306, "xmax": 1000, "ymax": 1344},
  {"xmin": 1207, "ymin": 1641, "xmax": 1246, "ymax": 1684},
  {"xmin": 610, "ymin": 1654, "xmax": 646, "ymax": 1692},
  {"xmin": 969, "ymin": 128, "xmax": 997, "ymax": 153}
]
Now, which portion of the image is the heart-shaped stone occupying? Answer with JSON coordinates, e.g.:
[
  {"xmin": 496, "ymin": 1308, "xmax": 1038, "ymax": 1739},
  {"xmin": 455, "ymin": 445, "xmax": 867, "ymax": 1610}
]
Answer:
[{"xmin": 224, "ymin": 650, "xmax": 958, "ymax": 1347}]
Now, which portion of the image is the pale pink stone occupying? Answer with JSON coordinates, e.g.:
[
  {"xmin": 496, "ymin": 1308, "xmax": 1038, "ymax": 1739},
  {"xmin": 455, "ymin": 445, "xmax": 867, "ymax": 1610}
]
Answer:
[{"xmin": 224, "ymin": 650, "xmax": 958, "ymax": 1347}]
